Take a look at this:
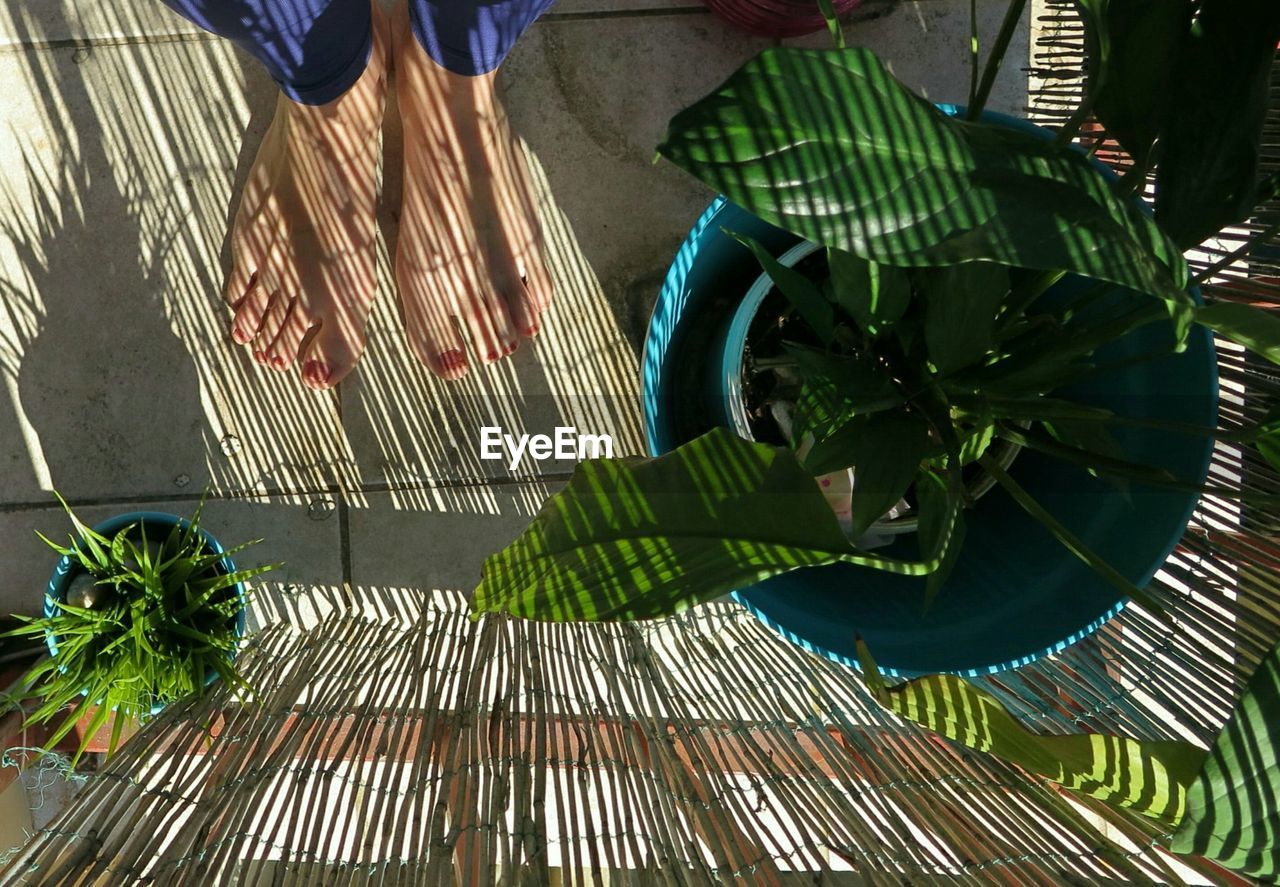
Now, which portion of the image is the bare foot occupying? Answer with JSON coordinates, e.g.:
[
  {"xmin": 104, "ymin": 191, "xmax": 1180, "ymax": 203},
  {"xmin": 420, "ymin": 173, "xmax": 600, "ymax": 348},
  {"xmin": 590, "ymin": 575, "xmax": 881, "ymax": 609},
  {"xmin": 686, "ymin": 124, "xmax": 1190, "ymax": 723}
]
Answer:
[
  {"xmin": 391, "ymin": 1, "xmax": 553, "ymax": 380},
  {"xmin": 223, "ymin": 3, "xmax": 389, "ymax": 390}
]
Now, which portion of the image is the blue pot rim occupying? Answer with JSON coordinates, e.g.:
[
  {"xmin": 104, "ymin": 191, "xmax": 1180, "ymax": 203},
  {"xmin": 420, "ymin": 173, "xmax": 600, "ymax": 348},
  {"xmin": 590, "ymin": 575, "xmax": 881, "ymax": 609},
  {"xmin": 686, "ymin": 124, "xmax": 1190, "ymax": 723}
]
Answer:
[
  {"xmin": 44, "ymin": 511, "xmax": 248, "ymax": 714},
  {"xmin": 642, "ymin": 106, "xmax": 1217, "ymax": 677}
]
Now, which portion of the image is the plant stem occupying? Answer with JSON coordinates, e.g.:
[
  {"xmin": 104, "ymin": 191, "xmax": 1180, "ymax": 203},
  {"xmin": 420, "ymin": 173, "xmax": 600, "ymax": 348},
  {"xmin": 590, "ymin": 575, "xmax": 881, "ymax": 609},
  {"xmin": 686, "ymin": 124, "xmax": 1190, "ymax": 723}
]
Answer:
[
  {"xmin": 753, "ymin": 357, "xmax": 799, "ymax": 370},
  {"xmin": 1192, "ymin": 217, "xmax": 1280, "ymax": 285},
  {"xmin": 1115, "ymin": 155, "xmax": 1155, "ymax": 199},
  {"xmin": 816, "ymin": 0, "xmax": 846, "ymax": 48},
  {"xmin": 968, "ymin": 0, "xmax": 1029, "ymax": 120},
  {"xmin": 968, "ymin": 0, "xmax": 980, "ymax": 109},
  {"xmin": 1054, "ymin": 89, "xmax": 1098, "ymax": 148},
  {"xmin": 994, "ymin": 423, "xmax": 1269, "ymax": 501}
]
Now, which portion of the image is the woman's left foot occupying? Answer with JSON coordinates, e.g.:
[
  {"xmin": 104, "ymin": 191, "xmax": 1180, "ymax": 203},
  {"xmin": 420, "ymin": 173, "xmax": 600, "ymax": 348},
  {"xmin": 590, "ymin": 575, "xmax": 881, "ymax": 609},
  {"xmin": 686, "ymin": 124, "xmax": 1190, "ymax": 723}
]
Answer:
[{"xmin": 390, "ymin": 1, "xmax": 553, "ymax": 380}]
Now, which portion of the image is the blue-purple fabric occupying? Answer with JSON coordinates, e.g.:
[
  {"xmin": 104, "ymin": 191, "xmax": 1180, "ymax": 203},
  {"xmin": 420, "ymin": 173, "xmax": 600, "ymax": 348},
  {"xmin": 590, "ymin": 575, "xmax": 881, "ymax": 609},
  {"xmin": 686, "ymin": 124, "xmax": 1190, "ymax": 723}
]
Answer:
[
  {"xmin": 411, "ymin": 0, "xmax": 557, "ymax": 77},
  {"xmin": 159, "ymin": 0, "xmax": 556, "ymax": 104},
  {"xmin": 159, "ymin": 0, "xmax": 373, "ymax": 105}
]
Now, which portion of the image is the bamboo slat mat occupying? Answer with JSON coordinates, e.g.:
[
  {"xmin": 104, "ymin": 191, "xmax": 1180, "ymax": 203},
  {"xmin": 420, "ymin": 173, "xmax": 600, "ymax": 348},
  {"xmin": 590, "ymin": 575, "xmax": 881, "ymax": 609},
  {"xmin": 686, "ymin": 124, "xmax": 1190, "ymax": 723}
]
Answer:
[{"xmin": 1, "ymin": 604, "xmax": 1233, "ymax": 885}]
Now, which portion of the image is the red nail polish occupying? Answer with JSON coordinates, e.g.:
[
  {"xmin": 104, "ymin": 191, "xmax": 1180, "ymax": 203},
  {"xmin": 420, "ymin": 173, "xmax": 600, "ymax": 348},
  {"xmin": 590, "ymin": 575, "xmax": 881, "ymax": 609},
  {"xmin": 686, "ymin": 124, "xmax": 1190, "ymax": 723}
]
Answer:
[
  {"xmin": 485, "ymin": 349, "xmax": 499, "ymax": 361},
  {"xmin": 270, "ymin": 355, "xmax": 286, "ymax": 370},
  {"xmin": 439, "ymin": 349, "xmax": 466, "ymax": 373},
  {"xmin": 304, "ymin": 360, "xmax": 330, "ymax": 387},
  {"xmin": 253, "ymin": 350, "xmax": 267, "ymax": 364}
]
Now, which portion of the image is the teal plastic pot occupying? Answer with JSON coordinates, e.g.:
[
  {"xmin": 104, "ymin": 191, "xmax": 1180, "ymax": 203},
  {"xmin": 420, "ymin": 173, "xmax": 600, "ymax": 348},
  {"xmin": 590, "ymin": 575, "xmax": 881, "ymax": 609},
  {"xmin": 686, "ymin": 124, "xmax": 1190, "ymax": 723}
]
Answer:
[
  {"xmin": 44, "ymin": 511, "xmax": 248, "ymax": 713},
  {"xmin": 642, "ymin": 108, "xmax": 1218, "ymax": 677}
]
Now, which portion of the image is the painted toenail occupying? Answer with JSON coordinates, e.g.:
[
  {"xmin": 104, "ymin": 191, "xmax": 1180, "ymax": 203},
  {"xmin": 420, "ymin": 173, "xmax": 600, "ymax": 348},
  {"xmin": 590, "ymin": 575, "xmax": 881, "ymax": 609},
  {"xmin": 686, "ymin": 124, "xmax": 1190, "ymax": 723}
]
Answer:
[
  {"xmin": 270, "ymin": 355, "xmax": 287, "ymax": 370},
  {"xmin": 485, "ymin": 349, "xmax": 499, "ymax": 361},
  {"xmin": 253, "ymin": 350, "xmax": 268, "ymax": 364},
  {"xmin": 304, "ymin": 360, "xmax": 331, "ymax": 386},
  {"xmin": 439, "ymin": 349, "xmax": 466, "ymax": 373},
  {"xmin": 522, "ymin": 324, "xmax": 538, "ymax": 337},
  {"xmin": 233, "ymin": 327, "xmax": 249, "ymax": 344}
]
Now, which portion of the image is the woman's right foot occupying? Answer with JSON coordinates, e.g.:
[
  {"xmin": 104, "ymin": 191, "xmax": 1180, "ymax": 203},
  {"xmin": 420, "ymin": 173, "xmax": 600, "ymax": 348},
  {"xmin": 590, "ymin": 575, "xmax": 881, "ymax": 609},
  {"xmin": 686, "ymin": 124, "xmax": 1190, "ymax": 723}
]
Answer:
[
  {"xmin": 390, "ymin": 1, "xmax": 553, "ymax": 380},
  {"xmin": 223, "ymin": 2, "xmax": 389, "ymax": 391}
]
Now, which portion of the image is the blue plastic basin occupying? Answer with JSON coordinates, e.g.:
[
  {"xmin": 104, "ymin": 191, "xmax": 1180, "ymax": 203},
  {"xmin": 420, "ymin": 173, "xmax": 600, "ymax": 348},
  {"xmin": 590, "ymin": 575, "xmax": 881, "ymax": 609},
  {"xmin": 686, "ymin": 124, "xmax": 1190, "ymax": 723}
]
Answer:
[{"xmin": 642, "ymin": 108, "xmax": 1217, "ymax": 677}]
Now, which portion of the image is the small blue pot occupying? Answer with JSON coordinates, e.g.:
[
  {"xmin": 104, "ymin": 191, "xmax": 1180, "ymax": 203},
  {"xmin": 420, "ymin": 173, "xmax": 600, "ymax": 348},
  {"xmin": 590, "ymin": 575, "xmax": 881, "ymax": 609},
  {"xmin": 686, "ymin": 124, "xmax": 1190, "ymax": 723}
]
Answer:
[
  {"xmin": 45, "ymin": 511, "xmax": 248, "ymax": 713},
  {"xmin": 643, "ymin": 108, "xmax": 1218, "ymax": 677}
]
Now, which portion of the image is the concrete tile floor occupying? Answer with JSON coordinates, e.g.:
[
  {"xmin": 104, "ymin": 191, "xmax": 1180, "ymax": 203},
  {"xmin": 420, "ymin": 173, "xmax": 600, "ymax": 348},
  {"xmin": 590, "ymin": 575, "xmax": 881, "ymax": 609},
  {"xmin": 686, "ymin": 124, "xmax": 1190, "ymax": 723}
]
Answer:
[{"xmin": 0, "ymin": 1, "xmax": 1028, "ymax": 623}]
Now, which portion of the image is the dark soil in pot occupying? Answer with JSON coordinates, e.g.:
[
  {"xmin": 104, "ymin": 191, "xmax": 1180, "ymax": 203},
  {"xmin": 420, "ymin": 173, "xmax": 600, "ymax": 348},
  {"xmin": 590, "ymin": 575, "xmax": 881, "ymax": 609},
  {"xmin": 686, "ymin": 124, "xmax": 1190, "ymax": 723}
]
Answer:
[{"xmin": 740, "ymin": 250, "xmax": 831, "ymax": 446}]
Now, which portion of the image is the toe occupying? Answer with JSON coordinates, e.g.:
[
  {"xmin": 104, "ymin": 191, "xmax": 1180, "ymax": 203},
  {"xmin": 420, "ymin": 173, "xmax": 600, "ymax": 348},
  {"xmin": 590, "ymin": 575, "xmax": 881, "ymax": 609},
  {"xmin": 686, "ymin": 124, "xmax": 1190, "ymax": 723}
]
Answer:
[
  {"xmin": 483, "ymin": 261, "xmax": 535, "ymax": 340},
  {"xmin": 254, "ymin": 293, "xmax": 295, "ymax": 367},
  {"xmin": 517, "ymin": 247, "xmax": 554, "ymax": 318},
  {"xmin": 298, "ymin": 319, "xmax": 365, "ymax": 390},
  {"xmin": 461, "ymin": 278, "xmax": 518, "ymax": 364},
  {"xmin": 231, "ymin": 283, "xmax": 273, "ymax": 345},
  {"xmin": 223, "ymin": 264, "xmax": 258, "ymax": 310},
  {"xmin": 397, "ymin": 261, "xmax": 470, "ymax": 380},
  {"xmin": 264, "ymin": 303, "xmax": 313, "ymax": 372},
  {"xmin": 224, "ymin": 214, "xmax": 279, "ymax": 310},
  {"xmin": 509, "ymin": 293, "xmax": 539, "ymax": 340},
  {"xmin": 405, "ymin": 303, "xmax": 469, "ymax": 380}
]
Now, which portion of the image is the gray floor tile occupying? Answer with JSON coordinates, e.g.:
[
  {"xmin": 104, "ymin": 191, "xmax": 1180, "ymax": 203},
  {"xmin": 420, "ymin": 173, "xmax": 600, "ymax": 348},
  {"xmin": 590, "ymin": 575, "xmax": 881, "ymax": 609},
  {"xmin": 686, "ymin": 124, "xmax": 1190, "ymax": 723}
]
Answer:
[
  {"xmin": 346, "ymin": 482, "xmax": 557, "ymax": 601},
  {"xmin": 0, "ymin": 39, "xmax": 357, "ymax": 505},
  {"xmin": 0, "ymin": 0, "xmax": 1034, "ymax": 634},
  {"xmin": 0, "ymin": 0, "xmax": 204, "ymax": 47},
  {"xmin": 785, "ymin": 0, "xmax": 1031, "ymax": 115}
]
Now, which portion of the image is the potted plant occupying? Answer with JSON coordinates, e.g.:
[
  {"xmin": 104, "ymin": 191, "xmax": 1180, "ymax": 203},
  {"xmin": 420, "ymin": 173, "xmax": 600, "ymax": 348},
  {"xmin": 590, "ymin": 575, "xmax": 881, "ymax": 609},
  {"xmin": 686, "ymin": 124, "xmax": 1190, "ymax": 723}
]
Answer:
[
  {"xmin": 475, "ymin": 0, "xmax": 1280, "ymax": 664},
  {"xmin": 469, "ymin": 1, "xmax": 1280, "ymax": 873},
  {"xmin": 0, "ymin": 496, "xmax": 275, "ymax": 763}
]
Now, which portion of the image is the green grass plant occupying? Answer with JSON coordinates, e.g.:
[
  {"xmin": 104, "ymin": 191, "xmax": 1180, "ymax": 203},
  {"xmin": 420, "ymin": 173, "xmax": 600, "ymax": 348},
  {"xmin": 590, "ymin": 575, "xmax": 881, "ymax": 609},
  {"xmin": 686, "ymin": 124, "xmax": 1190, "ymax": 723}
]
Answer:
[{"xmin": 1, "ymin": 495, "xmax": 276, "ymax": 763}]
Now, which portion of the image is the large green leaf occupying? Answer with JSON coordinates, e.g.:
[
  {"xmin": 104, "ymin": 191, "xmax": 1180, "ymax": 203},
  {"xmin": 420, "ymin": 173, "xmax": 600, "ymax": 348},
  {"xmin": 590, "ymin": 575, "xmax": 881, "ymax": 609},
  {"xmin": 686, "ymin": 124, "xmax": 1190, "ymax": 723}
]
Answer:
[
  {"xmin": 472, "ymin": 428, "xmax": 946, "ymax": 623},
  {"xmin": 1259, "ymin": 409, "xmax": 1280, "ymax": 474},
  {"xmin": 1155, "ymin": 0, "xmax": 1280, "ymax": 248},
  {"xmin": 827, "ymin": 248, "xmax": 911, "ymax": 337},
  {"xmin": 1197, "ymin": 302, "xmax": 1280, "ymax": 367},
  {"xmin": 914, "ymin": 468, "xmax": 964, "ymax": 610},
  {"xmin": 857, "ymin": 640, "xmax": 1206, "ymax": 824},
  {"xmin": 1074, "ymin": 0, "xmax": 1191, "ymax": 166},
  {"xmin": 731, "ymin": 231, "xmax": 834, "ymax": 344},
  {"xmin": 783, "ymin": 344, "xmax": 904, "ymax": 420},
  {"xmin": 658, "ymin": 47, "xmax": 1189, "ymax": 304},
  {"xmin": 1170, "ymin": 637, "xmax": 1280, "ymax": 879},
  {"xmin": 836, "ymin": 411, "xmax": 936, "ymax": 537},
  {"xmin": 918, "ymin": 262, "xmax": 1011, "ymax": 374}
]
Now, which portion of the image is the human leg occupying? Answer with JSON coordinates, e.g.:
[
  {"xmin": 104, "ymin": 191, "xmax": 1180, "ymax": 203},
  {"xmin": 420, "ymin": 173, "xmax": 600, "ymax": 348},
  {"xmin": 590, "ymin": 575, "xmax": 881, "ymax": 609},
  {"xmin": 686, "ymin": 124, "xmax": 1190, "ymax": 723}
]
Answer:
[
  {"xmin": 409, "ymin": 0, "xmax": 558, "ymax": 77},
  {"xmin": 159, "ymin": 0, "xmax": 373, "ymax": 108},
  {"xmin": 161, "ymin": 0, "xmax": 388, "ymax": 389},
  {"xmin": 392, "ymin": 0, "xmax": 556, "ymax": 379}
]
